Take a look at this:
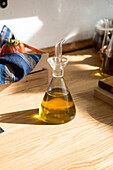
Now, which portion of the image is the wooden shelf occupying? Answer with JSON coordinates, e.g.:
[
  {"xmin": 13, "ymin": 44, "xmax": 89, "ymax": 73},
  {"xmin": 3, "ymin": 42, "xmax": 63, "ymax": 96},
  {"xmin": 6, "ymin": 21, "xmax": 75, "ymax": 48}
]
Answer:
[{"xmin": 42, "ymin": 38, "xmax": 93, "ymax": 56}]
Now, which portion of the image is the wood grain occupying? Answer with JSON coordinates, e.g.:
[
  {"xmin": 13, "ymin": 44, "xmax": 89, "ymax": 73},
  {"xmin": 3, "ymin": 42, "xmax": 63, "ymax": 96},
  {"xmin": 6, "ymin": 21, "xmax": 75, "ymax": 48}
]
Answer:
[{"xmin": 1, "ymin": 47, "xmax": 113, "ymax": 170}]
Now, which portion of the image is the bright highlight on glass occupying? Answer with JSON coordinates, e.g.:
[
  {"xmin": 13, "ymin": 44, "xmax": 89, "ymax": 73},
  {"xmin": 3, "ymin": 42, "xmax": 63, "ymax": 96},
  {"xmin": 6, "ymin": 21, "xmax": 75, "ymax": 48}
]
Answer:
[{"xmin": 33, "ymin": 114, "xmax": 39, "ymax": 119}]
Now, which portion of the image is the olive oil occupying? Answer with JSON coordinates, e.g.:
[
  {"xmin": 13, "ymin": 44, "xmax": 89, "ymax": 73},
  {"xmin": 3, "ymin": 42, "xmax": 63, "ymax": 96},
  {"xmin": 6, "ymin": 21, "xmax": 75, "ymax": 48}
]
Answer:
[
  {"xmin": 39, "ymin": 88, "xmax": 76, "ymax": 124},
  {"xmin": 100, "ymin": 53, "xmax": 113, "ymax": 76}
]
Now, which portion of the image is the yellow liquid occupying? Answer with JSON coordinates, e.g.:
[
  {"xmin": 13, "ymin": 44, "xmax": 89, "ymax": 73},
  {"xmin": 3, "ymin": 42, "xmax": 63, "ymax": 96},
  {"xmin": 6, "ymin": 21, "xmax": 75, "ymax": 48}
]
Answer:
[
  {"xmin": 39, "ymin": 88, "xmax": 76, "ymax": 124},
  {"xmin": 100, "ymin": 53, "xmax": 113, "ymax": 76}
]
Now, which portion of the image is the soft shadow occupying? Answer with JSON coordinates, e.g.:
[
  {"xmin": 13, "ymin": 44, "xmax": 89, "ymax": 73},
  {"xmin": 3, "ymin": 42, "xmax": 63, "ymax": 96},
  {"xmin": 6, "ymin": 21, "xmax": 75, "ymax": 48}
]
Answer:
[
  {"xmin": 0, "ymin": 108, "xmax": 68, "ymax": 125},
  {"xmin": 77, "ymin": 90, "xmax": 113, "ymax": 126},
  {"xmin": 0, "ymin": 108, "xmax": 47, "ymax": 125}
]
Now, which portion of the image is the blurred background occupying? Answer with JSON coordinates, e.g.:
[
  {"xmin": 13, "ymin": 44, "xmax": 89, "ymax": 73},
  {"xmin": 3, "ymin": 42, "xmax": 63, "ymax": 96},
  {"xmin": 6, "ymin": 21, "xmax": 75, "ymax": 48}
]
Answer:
[{"xmin": 0, "ymin": 0, "xmax": 113, "ymax": 49}]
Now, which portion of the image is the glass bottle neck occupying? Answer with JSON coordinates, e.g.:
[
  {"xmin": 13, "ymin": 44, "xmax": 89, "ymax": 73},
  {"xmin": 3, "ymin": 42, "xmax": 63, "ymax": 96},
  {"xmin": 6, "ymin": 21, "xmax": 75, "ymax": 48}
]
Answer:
[{"xmin": 53, "ymin": 67, "xmax": 64, "ymax": 77}]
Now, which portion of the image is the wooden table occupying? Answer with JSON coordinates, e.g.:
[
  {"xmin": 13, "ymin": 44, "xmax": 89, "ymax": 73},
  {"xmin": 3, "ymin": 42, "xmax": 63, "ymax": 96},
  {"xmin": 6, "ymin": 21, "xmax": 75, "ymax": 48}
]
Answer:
[{"xmin": 1, "ymin": 48, "xmax": 113, "ymax": 170}]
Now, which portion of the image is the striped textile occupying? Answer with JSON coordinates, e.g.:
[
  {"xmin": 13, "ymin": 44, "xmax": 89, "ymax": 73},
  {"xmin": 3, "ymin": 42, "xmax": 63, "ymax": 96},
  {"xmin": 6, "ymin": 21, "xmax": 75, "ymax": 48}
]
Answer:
[
  {"xmin": 0, "ymin": 25, "xmax": 15, "ymax": 47},
  {"xmin": 0, "ymin": 25, "xmax": 43, "ymax": 84}
]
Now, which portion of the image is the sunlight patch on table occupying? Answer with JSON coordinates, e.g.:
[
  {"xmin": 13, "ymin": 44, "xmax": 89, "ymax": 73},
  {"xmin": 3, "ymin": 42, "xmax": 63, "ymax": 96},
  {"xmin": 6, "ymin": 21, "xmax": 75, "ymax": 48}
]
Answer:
[
  {"xmin": 75, "ymin": 64, "xmax": 98, "ymax": 70},
  {"xmin": 64, "ymin": 54, "xmax": 92, "ymax": 62}
]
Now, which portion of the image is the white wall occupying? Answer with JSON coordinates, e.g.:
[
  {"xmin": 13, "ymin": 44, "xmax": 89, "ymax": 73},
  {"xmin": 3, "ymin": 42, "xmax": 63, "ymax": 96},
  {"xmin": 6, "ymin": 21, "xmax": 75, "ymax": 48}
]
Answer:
[{"xmin": 0, "ymin": 0, "xmax": 113, "ymax": 49}]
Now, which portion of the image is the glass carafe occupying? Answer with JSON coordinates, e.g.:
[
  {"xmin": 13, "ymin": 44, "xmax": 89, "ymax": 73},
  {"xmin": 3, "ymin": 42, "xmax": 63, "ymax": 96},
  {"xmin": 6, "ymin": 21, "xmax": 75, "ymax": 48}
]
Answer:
[
  {"xmin": 93, "ymin": 18, "xmax": 112, "ymax": 51},
  {"xmin": 99, "ymin": 18, "xmax": 110, "ymax": 61},
  {"xmin": 39, "ymin": 57, "xmax": 76, "ymax": 124},
  {"xmin": 100, "ymin": 28, "xmax": 113, "ymax": 76}
]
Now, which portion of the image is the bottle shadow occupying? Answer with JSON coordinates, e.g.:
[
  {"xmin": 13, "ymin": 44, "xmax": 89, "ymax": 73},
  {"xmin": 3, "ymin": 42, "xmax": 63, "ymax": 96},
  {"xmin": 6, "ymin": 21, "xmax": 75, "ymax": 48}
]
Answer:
[
  {"xmin": 0, "ymin": 108, "xmax": 47, "ymax": 125},
  {"xmin": 0, "ymin": 108, "xmax": 67, "ymax": 125},
  {"xmin": 77, "ymin": 90, "xmax": 113, "ymax": 127}
]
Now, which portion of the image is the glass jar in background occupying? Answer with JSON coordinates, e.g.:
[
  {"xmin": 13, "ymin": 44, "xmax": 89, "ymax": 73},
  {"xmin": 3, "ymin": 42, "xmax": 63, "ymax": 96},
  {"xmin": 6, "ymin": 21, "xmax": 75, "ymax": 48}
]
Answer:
[
  {"xmin": 100, "ymin": 32, "xmax": 113, "ymax": 76},
  {"xmin": 93, "ymin": 19, "xmax": 113, "ymax": 51}
]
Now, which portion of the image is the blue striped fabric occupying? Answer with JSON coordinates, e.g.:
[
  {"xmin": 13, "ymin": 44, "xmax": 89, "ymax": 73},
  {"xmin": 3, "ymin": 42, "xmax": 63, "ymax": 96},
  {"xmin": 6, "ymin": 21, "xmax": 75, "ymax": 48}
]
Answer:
[
  {"xmin": 0, "ymin": 25, "xmax": 43, "ymax": 84},
  {"xmin": 0, "ymin": 64, "xmax": 5, "ymax": 84},
  {"xmin": 0, "ymin": 25, "xmax": 15, "ymax": 48}
]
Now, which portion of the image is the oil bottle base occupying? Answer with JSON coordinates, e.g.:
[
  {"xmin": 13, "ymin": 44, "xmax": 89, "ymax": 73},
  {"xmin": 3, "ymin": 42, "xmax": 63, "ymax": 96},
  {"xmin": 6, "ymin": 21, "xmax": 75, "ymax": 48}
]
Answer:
[
  {"xmin": 100, "ymin": 70, "xmax": 113, "ymax": 77},
  {"xmin": 38, "ymin": 113, "xmax": 76, "ymax": 124},
  {"xmin": 39, "ymin": 88, "xmax": 76, "ymax": 124}
]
